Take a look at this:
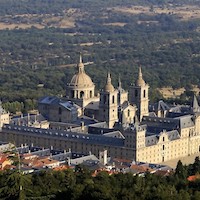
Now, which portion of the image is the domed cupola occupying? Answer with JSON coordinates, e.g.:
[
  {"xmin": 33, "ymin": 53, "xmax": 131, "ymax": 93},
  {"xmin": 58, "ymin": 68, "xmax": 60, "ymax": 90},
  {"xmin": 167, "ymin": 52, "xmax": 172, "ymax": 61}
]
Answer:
[
  {"xmin": 104, "ymin": 72, "xmax": 115, "ymax": 92},
  {"xmin": 66, "ymin": 53, "xmax": 95, "ymax": 100},
  {"xmin": 70, "ymin": 54, "xmax": 94, "ymax": 88},
  {"xmin": 135, "ymin": 67, "xmax": 146, "ymax": 87}
]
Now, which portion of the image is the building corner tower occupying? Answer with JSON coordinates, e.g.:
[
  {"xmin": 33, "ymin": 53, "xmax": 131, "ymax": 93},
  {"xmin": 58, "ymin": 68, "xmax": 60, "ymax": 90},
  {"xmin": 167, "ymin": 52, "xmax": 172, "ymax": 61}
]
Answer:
[
  {"xmin": 99, "ymin": 73, "xmax": 118, "ymax": 128},
  {"xmin": 129, "ymin": 67, "xmax": 149, "ymax": 121}
]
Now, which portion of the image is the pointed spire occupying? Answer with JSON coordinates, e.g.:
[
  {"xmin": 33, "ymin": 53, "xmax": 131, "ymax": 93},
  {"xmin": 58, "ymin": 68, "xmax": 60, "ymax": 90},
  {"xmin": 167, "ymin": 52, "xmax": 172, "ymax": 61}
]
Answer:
[
  {"xmin": 118, "ymin": 75, "xmax": 122, "ymax": 89},
  {"xmin": 79, "ymin": 52, "xmax": 83, "ymax": 64},
  {"xmin": 192, "ymin": 94, "xmax": 200, "ymax": 113},
  {"xmin": 135, "ymin": 115, "xmax": 140, "ymax": 126},
  {"xmin": 136, "ymin": 66, "xmax": 145, "ymax": 87},
  {"xmin": 77, "ymin": 52, "xmax": 84, "ymax": 73},
  {"xmin": 107, "ymin": 72, "xmax": 111, "ymax": 84},
  {"xmin": 139, "ymin": 66, "xmax": 143, "ymax": 79}
]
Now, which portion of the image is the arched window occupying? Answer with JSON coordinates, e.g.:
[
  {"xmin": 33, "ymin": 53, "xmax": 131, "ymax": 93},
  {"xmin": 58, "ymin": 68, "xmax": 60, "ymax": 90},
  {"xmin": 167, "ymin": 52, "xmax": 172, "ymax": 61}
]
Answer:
[
  {"xmin": 128, "ymin": 109, "xmax": 130, "ymax": 117},
  {"xmin": 90, "ymin": 91, "xmax": 92, "ymax": 98},
  {"xmin": 143, "ymin": 90, "xmax": 146, "ymax": 98},
  {"xmin": 80, "ymin": 91, "xmax": 84, "ymax": 98},
  {"xmin": 112, "ymin": 95, "xmax": 115, "ymax": 104},
  {"xmin": 59, "ymin": 107, "xmax": 62, "ymax": 115},
  {"xmin": 135, "ymin": 89, "xmax": 138, "ymax": 97},
  {"xmin": 103, "ymin": 95, "xmax": 106, "ymax": 104},
  {"xmin": 71, "ymin": 91, "xmax": 74, "ymax": 98}
]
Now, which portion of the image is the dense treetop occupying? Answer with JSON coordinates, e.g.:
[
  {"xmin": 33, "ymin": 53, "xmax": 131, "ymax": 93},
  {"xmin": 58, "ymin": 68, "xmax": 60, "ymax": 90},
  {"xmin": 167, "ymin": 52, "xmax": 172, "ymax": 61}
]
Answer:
[
  {"xmin": 0, "ymin": 0, "xmax": 200, "ymax": 108},
  {"xmin": 0, "ymin": 157, "xmax": 200, "ymax": 199}
]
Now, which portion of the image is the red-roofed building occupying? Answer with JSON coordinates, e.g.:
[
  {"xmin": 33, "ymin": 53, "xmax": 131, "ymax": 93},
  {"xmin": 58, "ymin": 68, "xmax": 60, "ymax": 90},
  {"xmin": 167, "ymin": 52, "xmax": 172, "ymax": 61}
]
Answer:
[
  {"xmin": 187, "ymin": 174, "xmax": 200, "ymax": 182},
  {"xmin": 53, "ymin": 165, "xmax": 72, "ymax": 171},
  {"xmin": 0, "ymin": 155, "xmax": 12, "ymax": 170}
]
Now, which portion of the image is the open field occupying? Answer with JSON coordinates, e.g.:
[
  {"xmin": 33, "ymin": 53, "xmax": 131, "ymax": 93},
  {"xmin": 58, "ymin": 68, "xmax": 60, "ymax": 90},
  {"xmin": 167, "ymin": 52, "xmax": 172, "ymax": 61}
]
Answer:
[
  {"xmin": 0, "ymin": 16, "xmax": 75, "ymax": 30},
  {"xmin": 113, "ymin": 5, "xmax": 200, "ymax": 21},
  {"xmin": 158, "ymin": 85, "xmax": 200, "ymax": 99},
  {"xmin": 103, "ymin": 22, "xmax": 127, "ymax": 27},
  {"xmin": 0, "ymin": 4, "xmax": 200, "ymax": 30},
  {"xmin": 0, "ymin": 22, "xmax": 43, "ymax": 30},
  {"xmin": 0, "ymin": 8, "xmax": 78, "ymax": 30}
]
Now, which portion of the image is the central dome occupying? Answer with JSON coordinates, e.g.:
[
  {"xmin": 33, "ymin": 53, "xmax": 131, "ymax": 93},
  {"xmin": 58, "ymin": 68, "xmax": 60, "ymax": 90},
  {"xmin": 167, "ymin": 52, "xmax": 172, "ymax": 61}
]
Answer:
[
  {"xmin": 70, "ymin": 73, "xmax": 94, "ymax": 87},
  {"xmin": 70, "ymin": 54, "xmax": 94, "ymax": 88}
]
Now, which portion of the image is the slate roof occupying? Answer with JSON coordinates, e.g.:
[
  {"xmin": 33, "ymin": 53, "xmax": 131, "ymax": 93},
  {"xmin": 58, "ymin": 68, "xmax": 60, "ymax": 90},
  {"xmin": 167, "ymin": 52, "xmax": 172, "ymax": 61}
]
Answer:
[
  {"xmin": 2, "ymin": 124, "xmax": 125, "ymax": 147},
  {"xmin": 103, "ymin": 131, "xmax": 125, "ymax": 139},
  {"xmin": 192, "ymin": 95, "xmax": 200, "ymax": 113},
  {"xmin": 142, "ymin": 114, "xmax": 194, "ymax": 135},
  {"xmin": 145, "ymin": 135, "xmax": 159, "ymax": 146},
  {"xmin": 70, "ymin": 154, "xmax": 99, "ymax": 166},
  {"xmin": 149, "ymin": 100, "xmax": 170, "ymax": 112},
  {"xmin": 145, "ymin": 130, "xmax": 180, "ymax": 147},
  {"xmin": 85, "ymin": 101, "xmax": 99, "ymax": 110},
  {"xmin": 39, "ymin": 96, "xmax": 79, "ymax": 111},
  {"xmin": 167, "ymin": 130, "xmax": 180, "ymax": 141}
]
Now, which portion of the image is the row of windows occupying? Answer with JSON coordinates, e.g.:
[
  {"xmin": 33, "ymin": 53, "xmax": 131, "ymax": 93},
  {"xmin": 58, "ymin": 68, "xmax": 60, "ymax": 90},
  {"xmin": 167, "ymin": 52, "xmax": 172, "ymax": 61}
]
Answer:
[
  {"xmin": 135, "ymin": 89, "xmax": 147, "ymax": 98},
  {"xmin": 103, "ymin": 95, "xmax": 116, "ymax": 104}
]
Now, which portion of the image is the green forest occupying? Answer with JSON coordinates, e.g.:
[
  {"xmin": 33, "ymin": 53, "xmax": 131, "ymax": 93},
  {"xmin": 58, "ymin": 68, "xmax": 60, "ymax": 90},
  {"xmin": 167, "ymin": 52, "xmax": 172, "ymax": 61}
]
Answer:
[
  {"xmin": 0, "ymin": 0, "xmax": 200, "ymax": 111},
  {"xmin": 0, "ymin": 157, "xmax": 200, "ymax": 200}
]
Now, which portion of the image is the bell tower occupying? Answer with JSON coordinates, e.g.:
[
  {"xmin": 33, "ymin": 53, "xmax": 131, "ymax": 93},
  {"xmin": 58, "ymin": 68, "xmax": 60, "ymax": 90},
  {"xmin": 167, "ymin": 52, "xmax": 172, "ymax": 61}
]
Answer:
[
  {"xmin": 99, "ymin": 73, "xmax": 118, "ymax": 128},
  {"xmin": 129, "ymin": 67, "xmax": 149, "ymax": 121}
]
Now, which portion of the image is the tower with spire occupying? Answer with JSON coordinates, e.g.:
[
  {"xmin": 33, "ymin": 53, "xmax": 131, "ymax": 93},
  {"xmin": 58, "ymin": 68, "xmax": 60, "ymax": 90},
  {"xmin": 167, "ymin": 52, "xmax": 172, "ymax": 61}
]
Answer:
[
  {"xmin": 117, "ymin": 76, "xmax": 128, "ymax": 106},
  {"xmin": 129, "ymin": 67, "xmax": 149, "ymax": 121},
  {"xmin": 99, "ymin": 73, "xmax": 118, "ymax": 128},
  {"xmin": 192, "ymin": 94, "xmax": 200, "ymax": 113},
  {"xmin": 66, "ymin": 53, "xmax": 96, "ymax": 107}
]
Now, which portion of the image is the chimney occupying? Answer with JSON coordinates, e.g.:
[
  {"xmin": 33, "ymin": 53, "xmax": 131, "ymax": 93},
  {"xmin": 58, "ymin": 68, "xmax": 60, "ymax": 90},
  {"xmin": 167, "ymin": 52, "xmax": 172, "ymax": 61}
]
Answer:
[
  {"xmin": 99, "ymin": 150, "xmax": 108, "ymax": 165},
  {"xmin": 27, "ymin": 113, "xmax": 30, "ymax": 126},
  {"xmin": 18, "ymin": 118, "xmax": 21, "ymax": 126},
  {"xmin": 67, "ymin": 157, "xmax": 71, "ymax": 166}
]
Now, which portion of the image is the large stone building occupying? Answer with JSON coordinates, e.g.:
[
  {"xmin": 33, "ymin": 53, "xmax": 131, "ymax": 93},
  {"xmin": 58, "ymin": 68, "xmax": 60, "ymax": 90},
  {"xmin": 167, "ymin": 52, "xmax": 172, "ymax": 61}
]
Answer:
[
  {"xmin": 1, "ymin": 55, "xmax": 200, "ymax": 164},
  {"xmin": 65, "ymin": 54, "xmax": 137, "ymax": 128}
]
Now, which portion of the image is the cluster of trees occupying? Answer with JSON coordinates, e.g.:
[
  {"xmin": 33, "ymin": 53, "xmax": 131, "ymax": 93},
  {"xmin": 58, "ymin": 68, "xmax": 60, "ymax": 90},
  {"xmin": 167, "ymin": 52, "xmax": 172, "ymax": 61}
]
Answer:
[
  {"xmin": 0, "ymin": 157, "xmax": 200, "ymax": 199},
  {"xmin": 0, "ymin": 1, "xmax": 200, "ymax": 105},
  {"xmin": 2, "ymin": 99, "xmax": 37, "ymax": 113},
  {"xmin": 0, "ymin": 0, "xmax": 198, "ymax": 16}
]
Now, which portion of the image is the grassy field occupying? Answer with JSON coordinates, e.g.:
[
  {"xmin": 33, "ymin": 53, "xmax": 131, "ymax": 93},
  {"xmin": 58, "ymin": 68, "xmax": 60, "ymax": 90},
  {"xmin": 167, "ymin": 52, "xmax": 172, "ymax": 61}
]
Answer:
[
  {"xmin": 0, "ymin": 4, "xmax": 200, "ymax": 30},
  {"xmin": 113, "ymin": 5, "xmax": 200, "ymax": 21}
]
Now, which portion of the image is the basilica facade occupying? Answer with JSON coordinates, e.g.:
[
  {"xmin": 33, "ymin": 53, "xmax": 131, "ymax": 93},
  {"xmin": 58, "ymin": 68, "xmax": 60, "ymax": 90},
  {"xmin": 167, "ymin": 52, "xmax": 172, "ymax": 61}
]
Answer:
[{"xmin": 65, "ymin": 54, "xmax": 147, "ymax": 128}]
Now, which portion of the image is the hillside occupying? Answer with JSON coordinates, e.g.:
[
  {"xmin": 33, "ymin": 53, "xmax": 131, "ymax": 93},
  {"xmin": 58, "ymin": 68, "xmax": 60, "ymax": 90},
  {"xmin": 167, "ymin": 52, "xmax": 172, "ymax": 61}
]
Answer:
[{"xmin": 0, "ymin": 0, "xmax": 200, "ymax": 104}]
